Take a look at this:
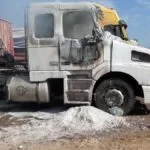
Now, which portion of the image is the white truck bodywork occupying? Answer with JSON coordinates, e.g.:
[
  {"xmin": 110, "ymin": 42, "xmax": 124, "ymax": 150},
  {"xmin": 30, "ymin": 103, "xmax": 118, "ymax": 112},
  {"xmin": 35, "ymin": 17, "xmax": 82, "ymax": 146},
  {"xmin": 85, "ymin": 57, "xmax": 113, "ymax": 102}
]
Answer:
[
  {"xmin": 26, "ymin": 3, "xmax": 150, "ymax": 106},
  {"xmin": 0, "ymin": 2, "xmax": 150, "ymax": 115},
  {"xmin": 112, "ymin": 40, "xmax": 150, "ymax": 103}
]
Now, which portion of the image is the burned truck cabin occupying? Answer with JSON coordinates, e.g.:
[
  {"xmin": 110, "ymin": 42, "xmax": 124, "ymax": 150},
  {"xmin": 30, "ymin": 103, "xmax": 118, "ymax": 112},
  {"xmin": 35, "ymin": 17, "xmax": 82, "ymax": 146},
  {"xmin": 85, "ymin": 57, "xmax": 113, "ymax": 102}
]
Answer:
[
  {"xmin": 0, "ymin": 2, "xmax": 149, "ymax": 116},
  {"xmin": 0, "ymin": 3, "xmax": 101, "ymax": 102},
  {"xmin": 26, "ymin": 3, "xmax": 100, "ymax": 72}
]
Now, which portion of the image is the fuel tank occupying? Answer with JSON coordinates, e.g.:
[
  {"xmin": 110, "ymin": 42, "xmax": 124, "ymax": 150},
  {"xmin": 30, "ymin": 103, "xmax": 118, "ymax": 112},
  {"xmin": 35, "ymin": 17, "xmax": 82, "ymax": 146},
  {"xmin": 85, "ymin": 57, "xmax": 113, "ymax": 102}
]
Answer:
[{"xmin": 7, "ymin": 76, "xmax": 50, "ymax": 102}]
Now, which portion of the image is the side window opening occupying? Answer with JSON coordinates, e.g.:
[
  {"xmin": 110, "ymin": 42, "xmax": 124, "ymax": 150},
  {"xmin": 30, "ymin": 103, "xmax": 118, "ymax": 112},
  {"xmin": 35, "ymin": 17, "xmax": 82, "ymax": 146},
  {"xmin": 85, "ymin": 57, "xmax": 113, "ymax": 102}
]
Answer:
[
  {"xmin": 104, "ymin": 25, "xmax": 116, "ymax": 36},
  {"xmin": 104, "ymin": 25, "xmax": 124, "ymax": 40},
  {"xmin": 115, "ymin": 26, "xmax": 124, "ymax": 39},
  {"xmin": 34, "ymin": 14, "xmax": 54, "ymax": 38},
  {"xmin": 63, "ymin": 11, "xmax": 94, "ymax": 39},
  {"xmin": 132, "ymin": 51, "xmax": 150, "ymax": 63}
]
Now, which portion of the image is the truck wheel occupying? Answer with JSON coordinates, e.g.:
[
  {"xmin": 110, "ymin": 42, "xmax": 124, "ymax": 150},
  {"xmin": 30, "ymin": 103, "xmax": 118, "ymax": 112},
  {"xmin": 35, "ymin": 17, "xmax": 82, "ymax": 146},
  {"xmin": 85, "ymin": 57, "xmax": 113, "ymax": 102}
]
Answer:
[{"xmin": 95, "ymin": 78, "xmax": 135, "ymax": 116}]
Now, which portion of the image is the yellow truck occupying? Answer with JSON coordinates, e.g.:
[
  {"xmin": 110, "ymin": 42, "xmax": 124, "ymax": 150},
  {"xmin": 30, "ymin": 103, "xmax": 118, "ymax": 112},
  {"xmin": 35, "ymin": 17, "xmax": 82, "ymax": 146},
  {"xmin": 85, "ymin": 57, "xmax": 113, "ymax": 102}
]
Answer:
[{"xmin": 95, "ymin": 4, "xmax": 128, "ymax": 41}]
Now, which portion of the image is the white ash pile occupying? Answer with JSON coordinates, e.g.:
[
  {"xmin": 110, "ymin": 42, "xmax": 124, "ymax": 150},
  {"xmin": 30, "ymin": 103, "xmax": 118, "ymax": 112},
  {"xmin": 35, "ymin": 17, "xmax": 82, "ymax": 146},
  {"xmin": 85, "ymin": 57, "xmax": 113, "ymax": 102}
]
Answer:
[
  {"xmin": 0, "ymin": 106, "xmax": 127, "ymax": 145},
  {"xmin": 59, "ymin": 106, "xmax": 126, "ymax": 131}
]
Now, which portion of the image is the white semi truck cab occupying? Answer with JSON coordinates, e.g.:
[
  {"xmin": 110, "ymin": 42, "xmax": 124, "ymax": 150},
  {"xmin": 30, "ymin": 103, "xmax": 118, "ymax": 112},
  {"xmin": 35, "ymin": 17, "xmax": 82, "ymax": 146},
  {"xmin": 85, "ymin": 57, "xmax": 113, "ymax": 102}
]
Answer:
[{"xmin": 0, "ymin": 2, "xmax": 150, "ymax": 115}]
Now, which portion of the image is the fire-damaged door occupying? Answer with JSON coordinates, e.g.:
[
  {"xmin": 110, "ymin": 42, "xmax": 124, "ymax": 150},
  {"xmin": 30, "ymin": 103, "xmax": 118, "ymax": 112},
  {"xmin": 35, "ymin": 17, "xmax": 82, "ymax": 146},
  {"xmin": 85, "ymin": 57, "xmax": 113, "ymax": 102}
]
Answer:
[
  {"xmin": 59, "ymin": 6, "xmax": 102, "ymax": 71},
  {"xmin": 59, "ymin": 4, "xmax": 104, "ymax": 104},
  {"xmin": 27, "ymin": 4, "xmax": 59, "ymax": 71}
]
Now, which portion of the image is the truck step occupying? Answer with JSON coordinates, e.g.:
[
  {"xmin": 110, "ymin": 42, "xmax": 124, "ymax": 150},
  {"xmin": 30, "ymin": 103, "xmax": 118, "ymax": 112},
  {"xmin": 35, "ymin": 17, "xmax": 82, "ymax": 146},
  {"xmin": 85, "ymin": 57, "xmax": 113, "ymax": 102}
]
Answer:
[
  {"xmin": 66, "ymin": 91, "xmax": 89, "ymax": 102},
  {"xmin": 65, "ymin": 78, "xmax": 94, "ymax": 104},
  {"xmin": 67, "ymin": 79, "xmax": 93, "ymax": 90}
]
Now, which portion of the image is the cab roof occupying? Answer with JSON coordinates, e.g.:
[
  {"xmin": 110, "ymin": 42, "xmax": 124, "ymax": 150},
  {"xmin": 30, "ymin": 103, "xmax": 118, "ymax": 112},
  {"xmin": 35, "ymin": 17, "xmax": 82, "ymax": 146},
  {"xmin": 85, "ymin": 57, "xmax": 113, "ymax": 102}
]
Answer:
[{"xmin": 28, "ymin": 2, "xmax": 96, "ymax": 10}]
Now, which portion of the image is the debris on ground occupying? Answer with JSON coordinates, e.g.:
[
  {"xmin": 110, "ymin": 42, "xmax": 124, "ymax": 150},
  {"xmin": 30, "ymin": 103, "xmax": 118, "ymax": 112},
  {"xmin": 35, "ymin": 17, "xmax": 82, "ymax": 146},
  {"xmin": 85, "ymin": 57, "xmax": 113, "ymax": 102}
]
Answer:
[{"xmin": 0, "ymin": 106, "xmax": 127, "ymax": 146}]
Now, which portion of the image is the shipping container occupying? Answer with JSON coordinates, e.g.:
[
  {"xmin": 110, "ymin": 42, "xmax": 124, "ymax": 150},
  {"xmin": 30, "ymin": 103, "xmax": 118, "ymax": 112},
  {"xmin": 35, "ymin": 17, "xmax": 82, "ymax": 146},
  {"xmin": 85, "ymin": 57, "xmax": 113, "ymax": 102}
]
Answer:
[{"xmin": 0, "ymin": 19, "xmax": 14, "ymax": 56}]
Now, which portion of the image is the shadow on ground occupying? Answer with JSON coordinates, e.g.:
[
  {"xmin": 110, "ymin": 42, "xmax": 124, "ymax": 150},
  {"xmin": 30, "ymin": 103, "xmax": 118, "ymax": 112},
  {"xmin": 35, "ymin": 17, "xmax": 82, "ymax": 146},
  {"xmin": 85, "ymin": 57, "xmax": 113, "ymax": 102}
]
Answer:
[
  {"xmin": 0, "ymin": 99, "xmax": 69, "ymax": 114},
  {"xmin": 130, "ymin": 101, "xmax": 150, "ymax": 115},
  {"xmin": 0, "ymin": 100, "xmax": 149, "ymax": 116}
]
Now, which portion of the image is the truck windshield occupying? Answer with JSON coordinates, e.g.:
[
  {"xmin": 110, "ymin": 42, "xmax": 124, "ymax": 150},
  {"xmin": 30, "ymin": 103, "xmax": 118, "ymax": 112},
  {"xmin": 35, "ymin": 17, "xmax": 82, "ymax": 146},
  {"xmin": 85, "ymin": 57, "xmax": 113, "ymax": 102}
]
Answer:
[{"xmin": 63, "ymin": 11, "xmax": 94, "ymax": 39}]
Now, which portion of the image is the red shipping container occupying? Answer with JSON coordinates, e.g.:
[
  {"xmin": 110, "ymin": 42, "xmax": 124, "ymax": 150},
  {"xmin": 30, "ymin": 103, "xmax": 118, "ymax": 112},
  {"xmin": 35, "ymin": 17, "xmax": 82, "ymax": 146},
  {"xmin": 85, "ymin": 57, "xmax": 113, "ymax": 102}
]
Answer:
[{"xmin": 0, "ymin": 19, "xmax": 14, "ymax": 56}]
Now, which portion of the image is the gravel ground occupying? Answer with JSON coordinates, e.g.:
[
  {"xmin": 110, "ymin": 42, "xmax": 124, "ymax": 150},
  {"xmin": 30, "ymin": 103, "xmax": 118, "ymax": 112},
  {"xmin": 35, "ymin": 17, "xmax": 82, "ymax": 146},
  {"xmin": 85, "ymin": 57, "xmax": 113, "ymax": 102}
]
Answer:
[{"xmin": 0, "ymin": 101, "xmax": 150, "ymax": 150}]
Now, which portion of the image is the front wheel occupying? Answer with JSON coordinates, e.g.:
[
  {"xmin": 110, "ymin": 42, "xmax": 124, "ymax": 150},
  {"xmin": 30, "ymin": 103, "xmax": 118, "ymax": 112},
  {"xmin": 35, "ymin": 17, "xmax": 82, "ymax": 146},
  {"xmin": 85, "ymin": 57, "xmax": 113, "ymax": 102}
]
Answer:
[{"xmin": 95, "ymin": 78, "xmax": 135, "ymax": 116}]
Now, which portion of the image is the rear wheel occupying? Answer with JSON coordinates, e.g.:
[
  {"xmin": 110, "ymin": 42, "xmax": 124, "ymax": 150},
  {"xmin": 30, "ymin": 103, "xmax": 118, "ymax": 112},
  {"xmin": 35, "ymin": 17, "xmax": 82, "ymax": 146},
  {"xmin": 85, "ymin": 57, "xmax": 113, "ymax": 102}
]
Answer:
[{"xmin": 95, "ymin": 78, "xmax": 135, "ymax": 116}]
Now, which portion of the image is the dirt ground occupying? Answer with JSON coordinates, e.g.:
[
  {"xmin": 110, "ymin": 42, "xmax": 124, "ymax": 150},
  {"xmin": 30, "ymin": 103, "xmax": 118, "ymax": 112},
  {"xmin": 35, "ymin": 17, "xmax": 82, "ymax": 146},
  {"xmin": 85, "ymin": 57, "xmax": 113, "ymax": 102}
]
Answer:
[
  {"xmin": 0, "ymin": 101, "xmax": 150, "ymax": 150},
  {"xmin": 22, "ymin": 132, "xmax": 150, "ymax": 150},
  {"xmin": 1, "ymin": 132, "xmax": 150, "ymax": 150}
]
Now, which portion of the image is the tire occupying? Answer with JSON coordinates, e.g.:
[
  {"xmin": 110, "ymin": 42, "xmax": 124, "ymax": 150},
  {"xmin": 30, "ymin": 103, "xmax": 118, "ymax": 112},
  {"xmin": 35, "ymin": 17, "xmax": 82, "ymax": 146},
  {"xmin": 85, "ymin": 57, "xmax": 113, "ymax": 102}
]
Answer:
[{"xmin": 95, "ymin": 78, "xmax": 135, "ymax": 116}]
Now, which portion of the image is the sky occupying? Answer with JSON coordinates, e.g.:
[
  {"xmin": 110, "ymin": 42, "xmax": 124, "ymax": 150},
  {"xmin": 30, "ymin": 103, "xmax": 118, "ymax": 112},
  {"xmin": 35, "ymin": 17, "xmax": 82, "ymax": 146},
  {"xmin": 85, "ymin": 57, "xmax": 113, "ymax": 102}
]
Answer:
[{"xmin": 0, "ymin": 0, "xmax": 150, "ymax": 47}]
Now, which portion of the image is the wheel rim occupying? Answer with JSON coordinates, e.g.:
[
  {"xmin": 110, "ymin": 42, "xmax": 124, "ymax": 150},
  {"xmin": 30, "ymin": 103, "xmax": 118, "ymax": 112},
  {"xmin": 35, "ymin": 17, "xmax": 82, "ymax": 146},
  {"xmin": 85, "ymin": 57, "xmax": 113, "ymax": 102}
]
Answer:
[{"xmin": 104, "ymin": 89, "xmax": 124, "ymax": 107}]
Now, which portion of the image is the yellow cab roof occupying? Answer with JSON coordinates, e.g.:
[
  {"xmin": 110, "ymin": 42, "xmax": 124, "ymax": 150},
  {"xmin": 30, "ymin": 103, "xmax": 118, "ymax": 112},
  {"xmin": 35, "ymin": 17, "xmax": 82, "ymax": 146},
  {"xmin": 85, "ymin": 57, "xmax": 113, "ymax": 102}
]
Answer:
[{"xmin": 95, "ymin": 4, "xmax": 120, "ymax": 26}]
